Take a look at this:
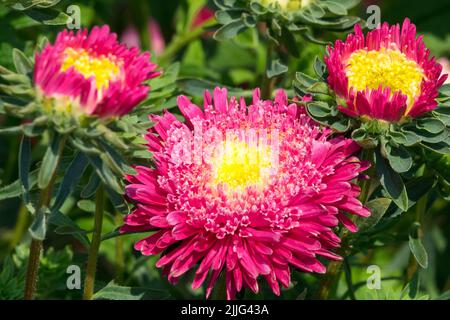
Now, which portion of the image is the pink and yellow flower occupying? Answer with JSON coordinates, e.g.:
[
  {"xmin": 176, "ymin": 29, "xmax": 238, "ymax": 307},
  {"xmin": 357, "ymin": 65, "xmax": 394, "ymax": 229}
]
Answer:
[
  {"xmin": 121, "ymin": 88, "xmax": 370, "ymax": 299},
  {"xmin": 34, "ymin": 26, "xmax": 160, "ymax": 118},
  {"xmin": 325, "ymin": 19, "xmax": 447, "ymax": 122}
]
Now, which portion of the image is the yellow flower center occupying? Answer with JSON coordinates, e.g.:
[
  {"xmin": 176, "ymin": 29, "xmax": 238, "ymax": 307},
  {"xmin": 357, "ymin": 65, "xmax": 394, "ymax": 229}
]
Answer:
[
  {"xmin": 260, "ymin": 0, "xmax": 311, "ymax": 11},
  {"xmin": 61, "ymin": 48, "xmax": 122, "ymax": 90},
  {"xmin": 346, "ymin": 48, "xmax": 425, "ymax": 113},
  {"xmin": 212, "ymin": 140, "xmax": 272, "ymax": 190}
]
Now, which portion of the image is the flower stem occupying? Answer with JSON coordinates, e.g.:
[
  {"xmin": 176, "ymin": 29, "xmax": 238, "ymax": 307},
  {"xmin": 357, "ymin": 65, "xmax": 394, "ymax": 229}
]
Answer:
[
  {"xmin": 23, "ymin": 239, "xmax": 42, "ymax": 300},
  {"xmin": 157, "ymin": 23, "xmax": 217, "ymax": 66},
  {"xmin": 261, "ymin": 44, "xmax": 275, "ymax": 100},
  {"xmin": 405, "ymin": 195, "xmax": 427, "ymax": 284},
  {"xmin": 23, "ymin": 134, "xmax": 67, "ymax": 300},
  {"xmin": 83, "ymin": 185, "xmax": 105, "ymax": 300},
  {"xmin": 114, "ymin": 212, "xmax": 125, "ymax": 284}
]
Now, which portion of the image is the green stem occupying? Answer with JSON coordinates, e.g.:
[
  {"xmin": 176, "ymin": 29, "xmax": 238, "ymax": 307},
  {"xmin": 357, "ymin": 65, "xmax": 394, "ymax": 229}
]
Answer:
[
  {"xmin": 83, "ymin": 185, "xmax": 105, "ymax": 300},
  {"xmin": 23, "ymin": 134, "xmax": 67, "ymax": 300},
  {"xmin": 314, "ymin": 148, "xmax": 374, "ymax": 300},
  {"xmin": 23, "ymin": 239, "xmax": 42, "ymax": 300},
  {"xmin": 405, "ymin": 195, "xmax": 427, "ymax": 285},
  {"xmin": 261, "ymin": 43, "xmax": 275, "ymax": 100},
  {"xmin": 114, "ymin": 212, "xmax": 124, "ymax": 284},
  {"xmin": 343, "ymin": 258, "xmax": 356, "ymax": 300},
  {"xmin": 157, "ymin": 23, "xmax": 217, "ymax": 66},
  {"xmin": 9, "ymin": 202, "xmax": 29, "ymax": 251}
]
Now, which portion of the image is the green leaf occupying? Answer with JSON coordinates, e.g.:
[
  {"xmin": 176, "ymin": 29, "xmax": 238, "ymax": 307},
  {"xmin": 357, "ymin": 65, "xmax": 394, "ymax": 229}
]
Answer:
[
  {"xmin": 25, "ymin": 8, "xmax": 70, "ymax": 25},
  {"xmin": 389, "ymin": 130, "xmax": 420, "ymax": 147},
  {"xmin": 416, "ymin": 118, "xmax": 445, "ymax": 134},
  {"xmin": 313, "ymin": 56, "xmax": 326, "ymax": 78},
  {"xmin": 384, "ymin": 142, "xmax": 413, "ymax": 173},
  {"xmin": 324, "ymin": 1, "xmax": 348, "ymax": 15},
  {"xmin": 93, "ymin": 281, "xmax": 170, "ymax": 300},
  {"xmin": 388, "ymin": 176, "xmax": 436, "ymax": 218},
  {"xmin": 29, "ymin": 208, "xmax": 47, "ymax": 240},
  {"xmin": 375, "ymin": 149, "xmax": 408, "ymax": 212},
  {"xmin": 306, "ymin": 102, "xmax": 332, "ymax": 118},
  {"xmin": 48, "ymin": 210, "xmax": 90, "ymax": 248},
  {"xmin": 266, "ymin": 59, "xmax": 288, "ymax": 78},
  {"xmin": 439, "ymin": 83, "xmax": 450, "ymax": 97},
  {"xmin": 38, "ymin": 133, "xmax": 66, "ymax": 189},
  {"xmin": 214, "ymin": 19, "xmax": 247, "ymax": 41},
  {"xmin": 421, "ymin": 141, "xmax": 450, "ymax": 155},
  {"xmin": 18, "ymin": 136, "xmax": 32, "ymax": 211},
  {"xmin": 81, "ymin": 172, "xmax": 100, "ymax": 198},
  {"xmin": 409, "ymin": 225, "xmax": 428, "ymax": 269},
  {"xmin": 77, "ymin": 199, "xmax": 95, "ymax": 213},
  {"xmin": 0, "ymin": 170, "xmax": 38, "ymax": 201},
  {"xmin": 177, "ymin": 77, "xmax": 252, "ymax": 98},
  {"xmin": 357, "ymin": 198, "xmax": 392, "ymax": 231},
  {"xmin": 12, "ymin": 48, "xmax": 32, "ymax": 75},
  {"xmin": 408, "ymin": 271, "xmax": 420, "ymax": 299},
  {"xmin": 86, "ymin": 155, "xmax": 123, "ymax": 195},
  {"xmin": 436, "ymin": 291, "xmax": 450, "ymax": 300},
  {"xmin": 53, "ymin": 152, "xmax": 88, "ymax": 211}
]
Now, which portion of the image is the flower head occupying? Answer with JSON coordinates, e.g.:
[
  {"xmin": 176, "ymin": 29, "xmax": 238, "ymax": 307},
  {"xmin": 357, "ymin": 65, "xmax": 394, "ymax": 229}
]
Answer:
[
  {"xmin": 34, "ymin": 25, "xmax": 160, "ymax": 118},
  {"xmin": 122, "ymin": 88, "xmax": 370, "ymax": 299},
  {"xmin": 259, "ymin": 0, "xmax": 311, "ymax": 11},
  {"xmin": 325, "ymin": 19, "xmax": 447, "ymax": 122}
]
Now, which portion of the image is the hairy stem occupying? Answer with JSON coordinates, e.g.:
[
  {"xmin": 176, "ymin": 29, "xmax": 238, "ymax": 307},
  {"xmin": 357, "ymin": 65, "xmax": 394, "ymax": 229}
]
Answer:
[
  {"xmin": 23, "ymin": 134, "xmax": 67, "ymax": 300},
  {"xmin": 114, "ymin": 212, "xmax": 125, "ymax": 284},
  {"xmin": 83, "ymin": 185, "xmax": 105, "ymax": 300}
]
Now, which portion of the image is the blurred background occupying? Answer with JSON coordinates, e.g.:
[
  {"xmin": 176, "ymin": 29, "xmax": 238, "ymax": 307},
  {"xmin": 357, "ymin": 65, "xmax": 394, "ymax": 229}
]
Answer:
[{"xmin": 0, "ymin": 0, "xmax": 450, "ymax": 300}]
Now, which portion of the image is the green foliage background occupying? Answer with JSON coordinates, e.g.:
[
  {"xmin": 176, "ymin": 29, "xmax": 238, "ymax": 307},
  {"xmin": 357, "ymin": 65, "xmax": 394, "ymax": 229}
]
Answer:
[{"xmin": 0, "ymin": 0, "xmax": 450, "ymax": 300}]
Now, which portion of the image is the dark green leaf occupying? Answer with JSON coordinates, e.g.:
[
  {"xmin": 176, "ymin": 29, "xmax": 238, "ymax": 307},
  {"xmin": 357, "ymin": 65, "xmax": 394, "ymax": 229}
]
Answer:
[
  {"xmin": 385, "ymin": 142, "xmax": 413, "ymax": 173},
  {"xmin": 375, "ymin": 149, "xmax": 408, "ymax": 212},
  {"xmin": 53, "ymin": 152, "xmax": 88, "ymax": 211},
  {"xmin": 266, "ymin": 59, "xmax": 288, "ymax": 78},
  {"xmin": 214, "ymin": 19, "xmax": 247, "ymax": 41},
  {"xmin": 38, "ymin": 133, "xmax": 66, "ymax": 189},
  {"xmin": 93, "ymin": 281, "xmax": 170, "ymax": 300},
  {"xmin": 29, "ymin": 208, "xmax": 46, "ymax": 240}
]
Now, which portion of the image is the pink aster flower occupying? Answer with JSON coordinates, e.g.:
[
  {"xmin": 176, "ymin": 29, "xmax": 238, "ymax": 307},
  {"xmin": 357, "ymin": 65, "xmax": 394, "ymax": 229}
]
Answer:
[
  {"xmin": 121, "ymin": 88, "xmax": 370, "ymax": 299},
  {"xmin": 34, "ymin": 25, "xmax": 161, "ymax": 118},
  {"xmin": 325, "ymin": 18, "xmax": 447, "ymax": 122}
]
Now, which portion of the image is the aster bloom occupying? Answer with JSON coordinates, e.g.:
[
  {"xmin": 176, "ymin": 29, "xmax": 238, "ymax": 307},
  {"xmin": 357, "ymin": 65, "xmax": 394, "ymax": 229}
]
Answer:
[
  {"xmin": 325, "ymin": 19, "xmax": 448, "ymax": 123},
  {"xmin": 34, "ymin": 25, "xmax": 161, "ymax": 118},
  {"xmin": 122, "ymin": 88, "xmax": 370, "ymax": 299}
]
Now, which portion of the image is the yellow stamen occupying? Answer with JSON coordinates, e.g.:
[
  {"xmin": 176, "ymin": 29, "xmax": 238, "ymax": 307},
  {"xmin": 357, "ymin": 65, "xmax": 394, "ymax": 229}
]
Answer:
[
  {"xmin": 260, "ymin": 0, "xmax": 311, "ymax": 11},
  {"xmin": 346, "ymin": 48, "xmax": 425, "ymax": 113},
  {"xmin": 212, "ymin": 141, "xmax": 272, "ymax": 190},
  {"xmin": 61, "ymin": 48, "xmax": 122, "ymax": 90}
]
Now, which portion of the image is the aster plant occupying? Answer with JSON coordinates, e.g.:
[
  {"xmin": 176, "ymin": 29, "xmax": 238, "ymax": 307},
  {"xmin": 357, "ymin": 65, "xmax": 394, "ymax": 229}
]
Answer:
[
  {"xmin": 295, "ymin": 19, "xmax": 449, "ymax": 212},
  {"xmin": 0, "ymin": 25, "xmax": 165, "ymax": 299}
]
